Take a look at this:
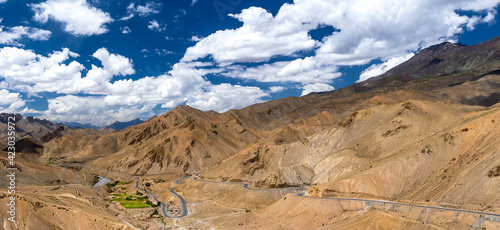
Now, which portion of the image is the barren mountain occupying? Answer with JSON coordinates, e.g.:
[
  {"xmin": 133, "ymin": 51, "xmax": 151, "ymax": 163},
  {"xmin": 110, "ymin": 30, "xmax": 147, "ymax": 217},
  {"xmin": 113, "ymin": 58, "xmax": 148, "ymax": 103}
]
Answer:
[
  {"xmin": 199, "ymin": 38, "xmax": 500, "ymax": 200},
  {"xmin": 42, "ymin": 37, "xmax": 500, "ymax": 180},
  {"xmin": 12, "ymin": 36, "xmax": 498, "ymax": 229},
  {"xmin": 47, "ymin": 105, "xmax": 264, "ymax": 175},
  {"xmin": 0, "ymin": 114, "xmax": 59, "ymax": 149}
]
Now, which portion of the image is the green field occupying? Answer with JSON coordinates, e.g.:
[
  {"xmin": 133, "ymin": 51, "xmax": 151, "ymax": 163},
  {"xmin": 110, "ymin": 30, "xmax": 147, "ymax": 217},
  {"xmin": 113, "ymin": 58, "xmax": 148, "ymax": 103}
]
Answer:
[
  {"xmin": 122, "ymin": 203, "xmax": 153, "ymax": 208},
  {"xmin": 111, "ymin": 192, "xmax": 157, "ymax": 209},
  {"xmin": 117, "ymin": 181, "xmax": 132, "ymax": 185}
]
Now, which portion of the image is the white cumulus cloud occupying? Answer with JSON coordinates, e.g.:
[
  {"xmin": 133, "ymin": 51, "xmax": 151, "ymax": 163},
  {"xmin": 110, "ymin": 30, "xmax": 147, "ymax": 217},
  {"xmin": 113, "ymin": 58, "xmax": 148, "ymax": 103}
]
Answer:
[
  {"xmin": 358, "ymin": 53, "xmax": 415, "ymax": 82},
  {"xmin": 42, "ymin": 74, "xmax": 270, "ymax": 125},
  {"xmin": 121, "ymin": 26, "xmax": 131, "ymax": 34},
  {"xmin": 43, "ymin": 95, "xmax": 155, "ymax": 126},
  {"xmin": 301, "ymin": 83, "xmax": 335, "ymax": 96},
  {"xmin": 31, "ymin": 0, "xmax": 113, "ymax": 36},
  {"xmin": 182, "ymin": 0, "xmax": 500, "ymax": 85},
  {"xmin": 223, "ymin": 59, "xmax": 341, "ymax": 84},
  {"xmin": 0, "ymin": 47, "xmax": 84, "ymax": 94},
  {"xmin": 0, "ymin": 89, "xmax": 26, "ymax": 113},
  {"xmin": 147, "ymin": 20, "xmax": 166, "ymax": 32},
  {"xmin": 121, "ymin": 2, "xmax": 162, "ymax": 20},
  {"xmin": 269, "ymin": 86, "xmax": 285, "ymax": 93},
  {"xmin": 187, "ymin": 84, "xmax": 269, "ymax": 112},
  {"xmin": 0, "ymin": 47, "xmax": 135, "ymax": 95},
  {"xmin": 182, "ymin": 6, "xmax": 317, "ymax": 63},
  {"xmin": 0, "ymin": 19, "xmax": 51, "ymax": 46},
  {"xmin": 92, "ymin": 48, "xmax": 135, "ymax": 77},
  {"xmin": 0, "ymin": 46, "xmax": 269, "ymax": 124},
  {"xmin": 189, "ymin": 35, "xmax": 203, "ymax": 42}
]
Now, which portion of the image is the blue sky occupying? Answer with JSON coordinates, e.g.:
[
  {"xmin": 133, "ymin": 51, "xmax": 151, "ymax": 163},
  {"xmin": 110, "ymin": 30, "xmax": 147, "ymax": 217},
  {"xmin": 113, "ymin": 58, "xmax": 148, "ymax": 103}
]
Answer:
[{"xmin": 0, "ymin": 0, "xmax": 499, "ymax": 126}]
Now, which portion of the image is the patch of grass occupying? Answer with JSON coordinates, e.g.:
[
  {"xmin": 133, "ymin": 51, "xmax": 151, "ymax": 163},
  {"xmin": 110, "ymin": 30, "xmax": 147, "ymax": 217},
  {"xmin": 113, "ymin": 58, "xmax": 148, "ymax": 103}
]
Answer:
[
  {"xmin": 120, "ymin": 187, "xmax": 127, "ymax": 190},
  {"xmin": 114, "ymin": 196, "xmax": 148, "ymax": 203},
  {"xmin": 46, "ymin": 162, "xmax": 56, "ymax": 165},
  {"xmin": 123, "ymin": 203, "xmax": 153, "ymax": 208},
  {"xmin": 111, "ymin": 193, "xmax": 128, "ymax": 197},
  {"xmin": 111, "ymin": 192, "xmax": 156, "ymax": 209},
  {"xmin": 117, "ymin": 181, "xmax": 132, "ymax": 185}
]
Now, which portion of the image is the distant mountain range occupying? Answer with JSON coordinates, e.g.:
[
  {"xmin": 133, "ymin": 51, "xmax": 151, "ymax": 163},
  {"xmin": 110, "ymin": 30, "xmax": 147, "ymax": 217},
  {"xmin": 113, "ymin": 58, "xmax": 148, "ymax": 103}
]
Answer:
[
  {"xmin": 60, "ymin": 122, "xmax": 101, "ymax": 129},
  {"xmin": 0, "ymin": 113, "xmax": 61, "ymax": 149},
  {"xmin": 0, "ymin": 114, "xmax": 145, "ymax": 152},
  {"xmin": 61, "ymin": 118, "xmax": 145, "ymax": 130},
  {"xmin": 104, "ymin": 118, "xmax": 145, "ymax": 130}
]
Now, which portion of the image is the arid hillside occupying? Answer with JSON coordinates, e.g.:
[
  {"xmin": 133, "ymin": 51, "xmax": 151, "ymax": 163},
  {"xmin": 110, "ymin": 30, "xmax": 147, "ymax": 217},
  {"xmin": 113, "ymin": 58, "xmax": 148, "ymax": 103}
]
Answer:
[
  {"xmin": 41, "ymin": 37, "xmax": 500, "ymax": 180},
  {"xmin": 204, "ymin": 97, "xmax": 499, "ymax": 207},
  {"xmin": 197, "ymin": 38, "xmax": 500, "ymax": 214},
  {"xmin": 5, "ymin": 36, "xmax": 497, "ymax": 230}
]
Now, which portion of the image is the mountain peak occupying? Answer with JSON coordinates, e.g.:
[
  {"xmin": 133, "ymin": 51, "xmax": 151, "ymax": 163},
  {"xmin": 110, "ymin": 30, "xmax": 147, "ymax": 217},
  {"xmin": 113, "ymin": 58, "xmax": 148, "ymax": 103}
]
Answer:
[
  {"xmin": 421, "ymin": 41, "xmax": 466, "ymax": 52},
  {"xmin": 104, "ymin": 118, "xmax": 145, "ymax": 130},
  {"xmin": 373, "ymin": 36, "xmax": 500, "ymax": 81}
]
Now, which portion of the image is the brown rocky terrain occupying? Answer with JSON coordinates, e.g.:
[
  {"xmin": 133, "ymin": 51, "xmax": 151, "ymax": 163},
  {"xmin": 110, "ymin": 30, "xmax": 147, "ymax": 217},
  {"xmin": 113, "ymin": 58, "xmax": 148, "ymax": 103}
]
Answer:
[
  {"xmin": 0, "ymin": 185, "xmax": 139, "ymax": 230},
  {"xmin": 1, "ymin": 37, "xmax": 499, "ymax": 229},
  {"xmin": 0, "ymin": 114, "xmax": 59, "ymax": 150},
  {"xmin": 0, "ymin": 114, "xmax": 111, "ymax": 162},
  {"xmin": 40, "ymin": 36, "xmax": 500, "ymax": 178}
]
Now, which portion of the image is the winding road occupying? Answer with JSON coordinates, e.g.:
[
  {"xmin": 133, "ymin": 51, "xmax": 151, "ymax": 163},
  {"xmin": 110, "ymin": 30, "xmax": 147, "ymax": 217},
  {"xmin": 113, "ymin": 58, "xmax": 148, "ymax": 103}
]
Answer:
[
  {"xmin": 135, "ymin": 180, "xmax": 169, "ymax": 217},
  {"xmin": 296, "ymin": 193, "xmax": 500, "ymax": 218},
  {"xmin": 171, "ymin": 176, "xmax": 190, "ymax": 217},
  {"xmin": 135, "ymin": 176, "xmax": 190, "ymax": 218},
  {"xmin": 72, "ymin": 163, "xmax": 189, "ymax": 218},
  {"xmin": 82, "ymin": 164, "xmax": 500, "ymax": 222},
  {"xmin": 139, "ymin": 172, "xmax": 500, "ymax": 221},
  {"xmin": 192, "ymin": 173, "xmax": 500, "ymax": 221}
]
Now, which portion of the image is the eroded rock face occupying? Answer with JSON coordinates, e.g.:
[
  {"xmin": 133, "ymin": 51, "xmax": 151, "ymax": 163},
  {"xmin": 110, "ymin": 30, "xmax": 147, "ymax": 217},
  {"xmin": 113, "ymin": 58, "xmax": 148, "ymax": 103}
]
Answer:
[
  {"xmin": 196, "ymin": 37, "xmax": 500, "ymax": 202},
  {"xmin": 0, "ymin": 113, "xmax": 71, "ymax": 147},
  {"xmin": 40, "ymin": 126, "xmax": 65, "ymax": 143}
]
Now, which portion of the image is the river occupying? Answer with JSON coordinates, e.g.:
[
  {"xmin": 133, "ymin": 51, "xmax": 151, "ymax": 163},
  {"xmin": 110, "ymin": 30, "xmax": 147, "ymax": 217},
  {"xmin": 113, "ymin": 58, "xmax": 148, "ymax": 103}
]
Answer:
[{"xmin": 93, "ymin": 176, "xmax": 111, "ymax": 187}]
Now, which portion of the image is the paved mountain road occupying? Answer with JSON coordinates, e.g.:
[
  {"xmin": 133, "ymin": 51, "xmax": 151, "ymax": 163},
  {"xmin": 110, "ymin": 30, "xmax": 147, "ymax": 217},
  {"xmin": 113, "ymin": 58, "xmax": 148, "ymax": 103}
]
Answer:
[
  {"xmin": 296, "ymin": 193, "xmax": 500, "ymax": 218},
  {"xmin": 193, "ymin": 174, "xmax": 500, "ymax": 221},
  {"xmin": 171, "ymin": 176, "xmax": 190, "ymax": 217},
  {"xmin": 135, "ymin": 176, "xmax": 190, "ymax": 218},
  {"xmin": 74, "ymin": 163, "xmax": 189, "ymax": 218},
  {"xmin": 79, "ymin": 164, "xmax": 500, "ymax": 222},
  {"xmin": 135, "ymin": 180, "xmax": 169, "ymax": 217}
]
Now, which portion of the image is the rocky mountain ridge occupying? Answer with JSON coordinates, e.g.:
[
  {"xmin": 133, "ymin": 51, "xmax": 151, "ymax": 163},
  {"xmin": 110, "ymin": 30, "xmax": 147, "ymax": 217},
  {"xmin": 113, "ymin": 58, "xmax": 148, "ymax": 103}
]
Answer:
[
  {"xmin": 1, "ymin": 36, "xmax": 499, "ymax": 230},
  {"xmin": 38, "ymin": 37, "xmax": 500, "ymax": 181}
]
